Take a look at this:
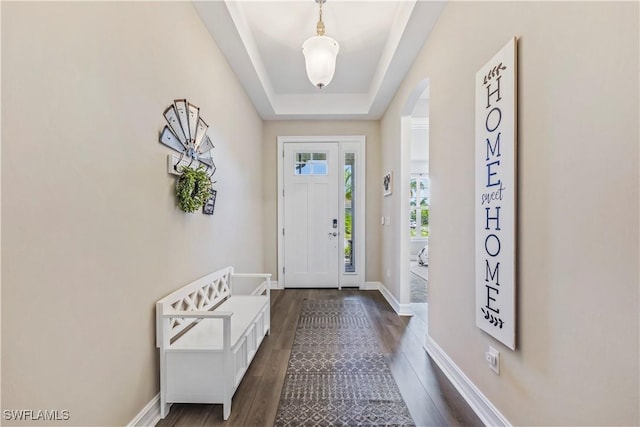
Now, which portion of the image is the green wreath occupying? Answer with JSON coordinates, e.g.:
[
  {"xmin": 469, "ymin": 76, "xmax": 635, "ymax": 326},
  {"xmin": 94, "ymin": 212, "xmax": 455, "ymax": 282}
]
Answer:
[{"xmin": 176, "ymin": 165, "xmax": 212, "ymax": 213}]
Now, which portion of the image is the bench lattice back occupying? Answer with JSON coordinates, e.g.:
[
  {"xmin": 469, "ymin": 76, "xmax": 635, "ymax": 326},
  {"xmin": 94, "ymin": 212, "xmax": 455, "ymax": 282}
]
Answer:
[{"xmin": 156, "ymin": 267, "xmax": 233, "ymax": 347}]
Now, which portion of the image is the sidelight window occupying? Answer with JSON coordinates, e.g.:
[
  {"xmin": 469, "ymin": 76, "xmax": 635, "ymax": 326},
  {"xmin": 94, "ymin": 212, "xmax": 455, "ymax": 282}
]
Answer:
[{"xmin": 344, "ymin": 153, "xmax": 355, "ymax": 273}]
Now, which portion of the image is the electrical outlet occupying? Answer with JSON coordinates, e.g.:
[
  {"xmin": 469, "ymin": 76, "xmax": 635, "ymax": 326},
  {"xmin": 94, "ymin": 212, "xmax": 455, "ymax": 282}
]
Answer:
[{"xmin": 485, "ymin": 346, "xmax": 500, "ymax": 374}]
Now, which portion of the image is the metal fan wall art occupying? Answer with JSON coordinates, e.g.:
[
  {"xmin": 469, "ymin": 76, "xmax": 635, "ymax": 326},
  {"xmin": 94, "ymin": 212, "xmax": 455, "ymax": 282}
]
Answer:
[{"xmin": 159, "ymin": 99, "xmax": 217, "ymax": 179}]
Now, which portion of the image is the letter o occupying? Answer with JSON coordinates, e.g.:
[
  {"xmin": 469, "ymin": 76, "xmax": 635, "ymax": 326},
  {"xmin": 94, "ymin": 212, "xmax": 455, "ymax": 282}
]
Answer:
[
  {"xmin": 485, "ymin": 107, "xmax": 502, "ymax": 132},
  {"xmin": 485, "ymin": 234, "xmax": 501, "ymax": 257}
]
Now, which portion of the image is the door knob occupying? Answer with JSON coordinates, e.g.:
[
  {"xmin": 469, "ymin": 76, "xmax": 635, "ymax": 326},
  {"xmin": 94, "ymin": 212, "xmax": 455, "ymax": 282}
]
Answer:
[{"xmin": 329, "ymin": 232, "xmax": 338, "ymax": 237}]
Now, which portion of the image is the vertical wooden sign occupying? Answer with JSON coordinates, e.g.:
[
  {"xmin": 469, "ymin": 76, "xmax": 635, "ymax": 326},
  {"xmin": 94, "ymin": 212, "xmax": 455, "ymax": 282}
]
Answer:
[{"xmin": 475, "ymin": 38, "xmax": 517, "ymax": 350}]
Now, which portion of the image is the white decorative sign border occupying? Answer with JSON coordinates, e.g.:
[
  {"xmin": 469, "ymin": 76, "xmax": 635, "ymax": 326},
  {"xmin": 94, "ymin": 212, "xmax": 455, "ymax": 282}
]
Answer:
[{"xmin": 475, "ymin": 37, "xmax": 517, "ymax": 350}]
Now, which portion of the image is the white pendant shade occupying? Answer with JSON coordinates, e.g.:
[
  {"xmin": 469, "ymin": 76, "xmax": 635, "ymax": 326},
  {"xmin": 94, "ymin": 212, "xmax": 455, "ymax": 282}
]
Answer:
[{"xmin": 302, "ymin": 35, "xmax": 339, "ymax": 89}]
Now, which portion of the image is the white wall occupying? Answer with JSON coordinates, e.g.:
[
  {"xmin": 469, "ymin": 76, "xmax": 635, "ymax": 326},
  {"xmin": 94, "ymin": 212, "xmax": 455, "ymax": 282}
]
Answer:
[
  {"xmin": 2, "ymin": 2, "xmax": 264, "ymax": 425},
  {"xmin": 262, "ymin": 121, "xmax": 381, "ymax": 283},
  {"xmin": 381, "ymin": 1, "xmax": 639, "ymax": 425},
  {"xmin": 410, "ymin": 127, "xmax": 429, "ymax": 168}
]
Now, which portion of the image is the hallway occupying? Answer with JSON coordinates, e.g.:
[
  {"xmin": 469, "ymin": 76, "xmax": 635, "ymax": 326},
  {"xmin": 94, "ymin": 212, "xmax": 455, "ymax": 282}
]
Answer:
[
  {"xmin": 2, "ymin": 2, "xmax": 637, "ymax": 425},
  {"xmin": 157, "ymin": 290, "xmax": 481, "ymax": 426},
  {"xmin": 410, "ymin": 261, "xmax": 428, "ymax": 304}
]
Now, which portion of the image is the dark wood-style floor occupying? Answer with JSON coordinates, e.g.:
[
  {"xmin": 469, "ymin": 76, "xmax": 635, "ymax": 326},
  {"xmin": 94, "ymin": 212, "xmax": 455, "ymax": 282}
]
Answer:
[{"xmin": 156, "ymin": 290, "xmax": 483, "ymax": 427}]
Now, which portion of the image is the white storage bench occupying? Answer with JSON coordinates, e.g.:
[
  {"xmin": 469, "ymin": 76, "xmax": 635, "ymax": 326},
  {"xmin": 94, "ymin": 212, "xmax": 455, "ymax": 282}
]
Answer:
[{"xmin": 156, "ymin": 266, "xmax": 271, "ymax": 420}]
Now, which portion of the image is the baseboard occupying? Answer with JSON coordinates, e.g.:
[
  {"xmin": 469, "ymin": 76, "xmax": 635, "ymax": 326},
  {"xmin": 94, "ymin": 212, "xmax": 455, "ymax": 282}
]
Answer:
[
  {"xmin": 127, "ymin": 393, "xmax": 162, "ymax": 427},
  {"xmin": 271, "ymin": 280, "xmax": 283, "ymax": 290},
  {"xmin": 361, "ymin": 281, "xmax": 381, "ymax": 291},
  {"xmin": 424, "ymin": 336, "xmax": 511, "ymax": 427},
  {"xmin": 378, "ymin": 283, "xmax": 413, "ymax": 316}
]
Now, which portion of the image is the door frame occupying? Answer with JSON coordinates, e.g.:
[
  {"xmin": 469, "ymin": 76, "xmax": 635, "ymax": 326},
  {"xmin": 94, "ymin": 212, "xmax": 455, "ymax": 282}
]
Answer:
[{"xmin": 277, "ymin": 135, "xmax": 366, "ymax": 289}]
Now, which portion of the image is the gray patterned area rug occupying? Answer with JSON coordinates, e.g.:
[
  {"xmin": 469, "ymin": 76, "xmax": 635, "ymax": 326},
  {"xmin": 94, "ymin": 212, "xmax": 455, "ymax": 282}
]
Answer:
[{"xmin": 275, "ymin": 299, "xmax": 415, "ymax": 426}]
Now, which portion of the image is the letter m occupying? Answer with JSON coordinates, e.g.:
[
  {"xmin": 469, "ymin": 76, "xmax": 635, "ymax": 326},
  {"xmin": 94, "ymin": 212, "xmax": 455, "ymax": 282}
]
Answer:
[
  {"xmin": 485, "ymin": 259, "xmax": 500, "ymax": 286},
  {"xmin": 486, "ymin": 132, "xmax": 501, "ymax": 161}
]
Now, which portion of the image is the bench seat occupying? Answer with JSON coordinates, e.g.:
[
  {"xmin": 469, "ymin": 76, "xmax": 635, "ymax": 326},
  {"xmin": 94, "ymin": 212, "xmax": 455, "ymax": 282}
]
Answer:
[{"xmin": 170, "ymin": 295, "xmax": 268, "ymax": 350}]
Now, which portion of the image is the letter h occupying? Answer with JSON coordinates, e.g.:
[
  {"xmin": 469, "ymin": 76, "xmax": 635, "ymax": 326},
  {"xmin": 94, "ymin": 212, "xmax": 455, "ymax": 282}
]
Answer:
[
  {"xmin": 486, "ymin": 76, "xmax": 502, "ymax": 108},
  {"xmin": 485, "ymin": 206, "xmax": 501, "ymax": 231}
]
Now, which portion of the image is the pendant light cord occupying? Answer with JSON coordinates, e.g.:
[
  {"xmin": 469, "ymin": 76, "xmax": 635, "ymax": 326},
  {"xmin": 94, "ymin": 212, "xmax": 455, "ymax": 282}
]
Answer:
[{"xmin": 316, "ymin": 0, "xmax": 325, "ymax": 36}]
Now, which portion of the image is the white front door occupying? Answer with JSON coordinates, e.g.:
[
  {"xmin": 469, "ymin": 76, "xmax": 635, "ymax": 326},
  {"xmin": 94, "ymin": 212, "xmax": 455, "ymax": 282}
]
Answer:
[{"xmin": 283, "ymin": 142, "xmax": 340, "ymax": 288}]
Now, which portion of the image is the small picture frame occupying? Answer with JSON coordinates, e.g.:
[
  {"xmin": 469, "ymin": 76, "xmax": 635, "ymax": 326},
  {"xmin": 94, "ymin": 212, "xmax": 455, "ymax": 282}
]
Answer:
[
  {"xmin": 383, "ymin": 172, "xmax": 393, "ymax": 196},
  {"xmin": 203, "ymin": 189, "xmax": 217, "ymax": 215}
]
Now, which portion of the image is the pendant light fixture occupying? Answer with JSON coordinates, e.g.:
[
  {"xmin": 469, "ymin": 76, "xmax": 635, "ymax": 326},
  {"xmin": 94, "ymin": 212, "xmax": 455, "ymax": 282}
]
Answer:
[{"xmin": 302, "ymin": 0, "xmax": 339, "ymax": 89}]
